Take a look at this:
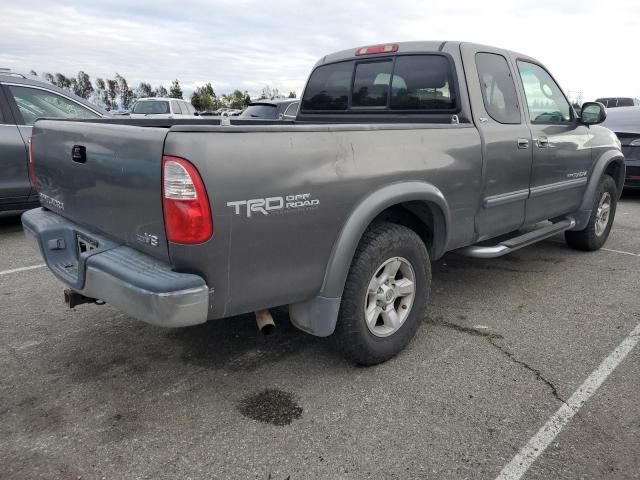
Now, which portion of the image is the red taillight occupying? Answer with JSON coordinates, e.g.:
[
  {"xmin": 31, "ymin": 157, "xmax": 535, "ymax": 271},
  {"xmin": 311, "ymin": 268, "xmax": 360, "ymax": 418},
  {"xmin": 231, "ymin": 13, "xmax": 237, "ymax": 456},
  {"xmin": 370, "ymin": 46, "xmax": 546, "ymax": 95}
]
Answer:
[
  {"xmin": 28, "ymin": 136, "xmax": 38, "ymax": 190},
  {"xmin": 355, "ymin": 44, "xmax": 398, "ymax": 56},
  {"xmin": 162, "ymin": 155, "xmax": 213, "ymax": 244}
]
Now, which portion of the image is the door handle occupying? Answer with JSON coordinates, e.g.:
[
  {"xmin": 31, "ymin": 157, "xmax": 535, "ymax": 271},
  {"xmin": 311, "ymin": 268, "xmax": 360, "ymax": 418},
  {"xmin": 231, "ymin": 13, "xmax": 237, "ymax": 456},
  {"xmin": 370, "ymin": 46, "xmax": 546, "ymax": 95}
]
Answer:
[
  {"xmin": 537, "ymin": 136, "xmax": 549, "ymax": 148},
  {"xmin": 517, "ymin": 138, "xmax": 530, "ymax": 149}
]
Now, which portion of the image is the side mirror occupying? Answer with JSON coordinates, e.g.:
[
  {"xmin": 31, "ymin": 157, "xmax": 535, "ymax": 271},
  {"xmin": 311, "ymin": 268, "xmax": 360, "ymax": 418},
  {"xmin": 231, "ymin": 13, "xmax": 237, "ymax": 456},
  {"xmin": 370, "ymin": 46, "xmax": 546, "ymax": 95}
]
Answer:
[{"xmin": 581, "ymin": 102, "xmax": 607, "ymax": 125}]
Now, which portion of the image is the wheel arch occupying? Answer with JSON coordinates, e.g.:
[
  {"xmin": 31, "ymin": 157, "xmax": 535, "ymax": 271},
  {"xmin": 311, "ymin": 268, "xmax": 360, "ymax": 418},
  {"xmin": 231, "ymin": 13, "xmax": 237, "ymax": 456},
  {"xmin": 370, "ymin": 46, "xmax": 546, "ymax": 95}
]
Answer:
[{"xmin": 289, "ymin": 181, "xmax": 450, "ymax": 337}]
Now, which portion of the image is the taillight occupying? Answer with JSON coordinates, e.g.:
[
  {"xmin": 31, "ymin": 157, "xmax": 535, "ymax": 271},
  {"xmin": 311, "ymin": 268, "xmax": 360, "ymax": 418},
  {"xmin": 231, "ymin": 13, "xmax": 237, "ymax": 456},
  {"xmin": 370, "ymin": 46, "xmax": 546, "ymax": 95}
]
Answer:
[
  {"xmin": 355, "ymin": 44, "xmax": 398, "ymax": 56},
  {"xmin": 28, "ymin": 136, "xmax": 38, "ymax": 190},
  {"xmin": 162, "ymin": 155, "xmax": 213, "ymax": 244}
]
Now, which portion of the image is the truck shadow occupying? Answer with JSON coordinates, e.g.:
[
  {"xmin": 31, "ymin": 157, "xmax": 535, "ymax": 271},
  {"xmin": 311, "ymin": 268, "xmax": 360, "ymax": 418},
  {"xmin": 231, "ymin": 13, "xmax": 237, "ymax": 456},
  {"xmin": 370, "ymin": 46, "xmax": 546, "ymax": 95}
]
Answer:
[{"xmin": 0, "ymin": 212, "xmax": 23, "ymax": 234}]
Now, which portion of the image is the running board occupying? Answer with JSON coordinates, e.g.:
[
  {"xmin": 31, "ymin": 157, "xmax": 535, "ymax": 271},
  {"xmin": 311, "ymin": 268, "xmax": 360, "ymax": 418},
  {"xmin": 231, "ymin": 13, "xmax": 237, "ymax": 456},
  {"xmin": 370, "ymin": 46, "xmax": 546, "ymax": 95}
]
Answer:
[{"xmin": 456, "ymin": 218, "xmax": 576, "ymax": 259}]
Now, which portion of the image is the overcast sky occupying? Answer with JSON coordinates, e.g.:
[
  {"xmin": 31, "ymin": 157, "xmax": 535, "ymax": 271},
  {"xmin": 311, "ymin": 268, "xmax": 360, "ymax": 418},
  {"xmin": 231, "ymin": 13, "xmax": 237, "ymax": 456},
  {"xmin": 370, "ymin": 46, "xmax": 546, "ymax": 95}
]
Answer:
[{"xmin": 1, "ymin": 0, "xmax": 638, "ymax": 101}]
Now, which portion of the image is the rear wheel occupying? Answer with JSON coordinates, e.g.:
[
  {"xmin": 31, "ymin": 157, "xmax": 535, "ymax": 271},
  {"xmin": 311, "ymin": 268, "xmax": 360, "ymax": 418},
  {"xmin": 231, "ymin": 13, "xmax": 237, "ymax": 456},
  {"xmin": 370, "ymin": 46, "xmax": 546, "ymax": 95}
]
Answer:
[
  {"xmin": 565, "ymin": 174, "xmax": 617, "ymax": 251},
  {"xmin": 333, "ymin": 222, "xmax": 431, "ymax": 365}
]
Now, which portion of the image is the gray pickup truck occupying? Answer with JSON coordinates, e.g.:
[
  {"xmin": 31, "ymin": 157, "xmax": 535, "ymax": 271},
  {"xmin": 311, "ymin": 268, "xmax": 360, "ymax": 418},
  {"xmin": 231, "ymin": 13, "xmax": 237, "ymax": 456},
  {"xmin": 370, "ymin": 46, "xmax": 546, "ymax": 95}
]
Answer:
[{"xmin": 22, "ymin": 41, "xmax": 624, "ymax": 365}]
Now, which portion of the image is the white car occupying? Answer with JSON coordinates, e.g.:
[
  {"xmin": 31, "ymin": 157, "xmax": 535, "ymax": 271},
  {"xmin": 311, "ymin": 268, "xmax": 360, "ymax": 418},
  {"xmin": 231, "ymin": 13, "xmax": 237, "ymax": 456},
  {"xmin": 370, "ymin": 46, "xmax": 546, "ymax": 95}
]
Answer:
[{"xmin": 128, "ymin": 98, "xmax": 198, "ymax": 118}]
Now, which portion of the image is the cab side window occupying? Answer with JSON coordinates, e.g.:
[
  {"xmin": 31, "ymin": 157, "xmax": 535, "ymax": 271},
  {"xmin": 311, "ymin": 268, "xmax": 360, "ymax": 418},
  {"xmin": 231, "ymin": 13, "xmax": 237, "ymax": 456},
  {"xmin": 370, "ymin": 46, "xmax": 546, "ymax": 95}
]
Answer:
[
  {"xmin": 517, "ymin": 61, "xmax": 571, "ymax": 123},
  {"xmin": 171, "ymin": 100, "xmax": 184, "ymax": 114},
  {"xmin": 8, "ymin": 85, "xmax": 99, "ymax": 126},
  {"xmin": 475, "ymin": 53, "xmax": 521, "ymax": 124}
]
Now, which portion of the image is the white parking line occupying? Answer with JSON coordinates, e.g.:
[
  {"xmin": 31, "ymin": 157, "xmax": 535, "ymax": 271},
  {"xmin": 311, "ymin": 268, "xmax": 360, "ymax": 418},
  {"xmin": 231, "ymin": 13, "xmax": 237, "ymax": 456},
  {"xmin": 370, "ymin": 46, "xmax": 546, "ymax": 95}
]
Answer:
[
  {"xmin": 495, "ymin": 321, "xmax": 640, "ymax": 480},
  {"xmin": 602, "ymin": 247, "xmax": 640, "ymax": 257},
  {"xmin": 0, "ymin": 264, "xmax": 45, "ymax": 276}
]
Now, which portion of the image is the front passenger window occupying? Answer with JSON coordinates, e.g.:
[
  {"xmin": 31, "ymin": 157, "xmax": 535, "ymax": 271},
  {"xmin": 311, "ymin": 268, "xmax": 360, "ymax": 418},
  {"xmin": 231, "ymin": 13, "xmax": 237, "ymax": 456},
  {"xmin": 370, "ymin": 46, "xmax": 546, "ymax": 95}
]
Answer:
[
  {"xmin": 8, "ymin": 85, "xmax": 99, "ymax": 126},
  {"xmin": 517, "ymin": 61, "xmax": 571, "ymax": 123}
]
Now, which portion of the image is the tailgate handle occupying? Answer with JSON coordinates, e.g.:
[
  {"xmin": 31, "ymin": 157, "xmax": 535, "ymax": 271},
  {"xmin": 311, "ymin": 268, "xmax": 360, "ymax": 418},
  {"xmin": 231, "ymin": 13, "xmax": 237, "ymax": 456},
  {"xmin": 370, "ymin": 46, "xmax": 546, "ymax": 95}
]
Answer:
[{"xmin": 71, "ymin": 145, "xmax": 87, "ymax": 163}]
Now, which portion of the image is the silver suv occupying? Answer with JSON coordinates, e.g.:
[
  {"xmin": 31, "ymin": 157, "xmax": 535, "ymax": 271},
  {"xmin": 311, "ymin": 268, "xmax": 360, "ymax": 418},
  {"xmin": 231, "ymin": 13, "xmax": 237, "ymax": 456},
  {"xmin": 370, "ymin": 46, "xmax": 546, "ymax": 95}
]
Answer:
[
  {"xmin": 129, "ymin": 98, "xmax": 197, "ymax": 118},
  {"xmin": 0, "ymin": 70, "xmax": 106, "ymax": 212}
]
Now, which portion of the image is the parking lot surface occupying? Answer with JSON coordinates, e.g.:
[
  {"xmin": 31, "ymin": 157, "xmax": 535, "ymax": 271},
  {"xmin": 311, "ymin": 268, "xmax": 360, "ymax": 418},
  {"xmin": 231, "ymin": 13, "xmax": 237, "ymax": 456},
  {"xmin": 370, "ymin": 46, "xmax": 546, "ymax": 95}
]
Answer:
[{"xmin": 1, "ymin": 193, "xmax": 639, "ymax": 480}]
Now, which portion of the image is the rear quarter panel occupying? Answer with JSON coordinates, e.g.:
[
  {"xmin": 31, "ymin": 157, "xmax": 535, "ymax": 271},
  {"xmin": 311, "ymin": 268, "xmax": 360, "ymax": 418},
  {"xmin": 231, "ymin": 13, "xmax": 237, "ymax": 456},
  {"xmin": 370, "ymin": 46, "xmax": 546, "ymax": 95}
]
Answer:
[{"xmin": 164, "ymin": 124, "xmax": 482, "ymax": 318}]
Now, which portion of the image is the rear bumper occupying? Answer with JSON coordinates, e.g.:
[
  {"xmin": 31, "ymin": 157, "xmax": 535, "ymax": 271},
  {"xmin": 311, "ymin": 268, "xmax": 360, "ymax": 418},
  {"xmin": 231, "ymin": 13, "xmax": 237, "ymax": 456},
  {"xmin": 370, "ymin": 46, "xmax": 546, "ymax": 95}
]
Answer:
[
  {"xmin": 625, "ymin": 162, "xmax": 640, "ymax": 189},
  {"xmin": 22, "ymin": 208, "xmax": 209, "ymax": 328}
]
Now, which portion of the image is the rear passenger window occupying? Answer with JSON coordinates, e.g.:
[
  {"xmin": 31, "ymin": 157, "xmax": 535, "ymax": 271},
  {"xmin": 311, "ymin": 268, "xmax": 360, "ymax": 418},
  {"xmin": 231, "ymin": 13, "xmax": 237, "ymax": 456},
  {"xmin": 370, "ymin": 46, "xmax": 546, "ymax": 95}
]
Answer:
[
  {"xmin": 475, "ymin": 53, "xmax": 521, "ymax": 124},
  {"xmin": 171, "ymin": 100, "xmax": 183, "ymax": 114},
  {"xmin": 302, "ymin": 61, "xmax": 352, "ymax": 110},
  {"xmin": 390, "ymin": 56, "xmax": 456, "ymax": 110},
  {"xmin": 352, "ymin": 61, "xmax": 392, "ymax": 107}
]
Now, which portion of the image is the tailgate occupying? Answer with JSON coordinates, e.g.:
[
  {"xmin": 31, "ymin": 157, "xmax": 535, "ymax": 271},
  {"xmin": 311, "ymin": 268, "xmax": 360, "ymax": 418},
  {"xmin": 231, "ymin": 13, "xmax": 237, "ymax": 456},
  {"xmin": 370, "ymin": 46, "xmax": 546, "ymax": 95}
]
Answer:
[{"xmin": 31, "ymin": 120, "xmax": 170, "ymax": 262}]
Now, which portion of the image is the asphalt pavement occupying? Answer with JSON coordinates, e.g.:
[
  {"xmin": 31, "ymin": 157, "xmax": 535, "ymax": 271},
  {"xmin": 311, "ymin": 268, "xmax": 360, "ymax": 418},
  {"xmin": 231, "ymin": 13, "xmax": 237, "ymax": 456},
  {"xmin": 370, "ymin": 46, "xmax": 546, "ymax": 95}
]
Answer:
[{"xmin": 1, "ymin": 192, "xmax": 639, "ymax": 480}]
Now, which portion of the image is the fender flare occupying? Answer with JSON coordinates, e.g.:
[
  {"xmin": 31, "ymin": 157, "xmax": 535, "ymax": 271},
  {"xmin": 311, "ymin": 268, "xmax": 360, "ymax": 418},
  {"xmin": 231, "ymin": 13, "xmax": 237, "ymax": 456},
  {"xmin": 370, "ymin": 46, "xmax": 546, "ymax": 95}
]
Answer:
[
  {"xmin": 570, "ymin": 150, "xmax": 625, "ymax": 231},
  {"xmin": 289, "ymin": 181, "xmax": 450, "ymax": 337}
]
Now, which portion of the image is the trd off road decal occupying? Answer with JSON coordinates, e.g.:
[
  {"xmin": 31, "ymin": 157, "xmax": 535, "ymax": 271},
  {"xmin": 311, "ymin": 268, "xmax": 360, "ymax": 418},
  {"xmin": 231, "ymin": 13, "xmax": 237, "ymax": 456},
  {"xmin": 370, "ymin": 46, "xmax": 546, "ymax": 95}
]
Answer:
[{"xmin": 227, "ymin": 193, "xmax": 320, "ymax": 218}]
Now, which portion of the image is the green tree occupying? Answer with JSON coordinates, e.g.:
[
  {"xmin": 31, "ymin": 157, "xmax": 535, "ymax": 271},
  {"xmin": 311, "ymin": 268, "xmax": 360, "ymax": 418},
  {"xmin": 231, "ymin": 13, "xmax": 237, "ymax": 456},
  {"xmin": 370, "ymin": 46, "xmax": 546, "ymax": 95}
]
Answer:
[
  {"xmin": 54, "ymin": 73, "xmax": 71, "ymax": 90},
  {"xmin": 95, "ymin": 78, "xmax": 107, "ymax": 107},
  {"xmin": 157, "ymin": 85, "xmax": 168, "ymax": 97},
  {"xmin": 169, "ymin": 79, "xmax": 183, "ymax": 99},
  {"xmin": 136, "ymin": 82, "xmax": 154, "ymax": 98},
  {"xmin": 106, "ymin": 79, "xmax": 118, "ymax": 110},
  {"xmin": 44, "ymin": 72, "xmax": 55, "ymax": 84},
  {"xmin": 76, "ymin": 71, "xmax": 94, "ymax": 99},
  {"xmin": 288, "ymin": 91, "xmax": 296, "ymax": 98},
  {"xmin": 115, "ymin": 73, "xmax": 134, "ymax": 109},
  {"xmin": 190, "ymin": 82, "xmax": 218, "ymax": 111},
  {"xmin": 29, "ymin": 70, "xmax": 38, "ymax": 77}
]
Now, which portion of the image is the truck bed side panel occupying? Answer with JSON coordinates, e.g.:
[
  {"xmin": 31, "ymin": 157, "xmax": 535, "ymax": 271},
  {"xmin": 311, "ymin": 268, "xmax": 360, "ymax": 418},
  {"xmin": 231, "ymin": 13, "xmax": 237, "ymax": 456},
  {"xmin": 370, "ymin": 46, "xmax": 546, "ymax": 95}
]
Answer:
[{"xmin": 164, "ymin": 124, "xmax": 482, "ymax": 318}]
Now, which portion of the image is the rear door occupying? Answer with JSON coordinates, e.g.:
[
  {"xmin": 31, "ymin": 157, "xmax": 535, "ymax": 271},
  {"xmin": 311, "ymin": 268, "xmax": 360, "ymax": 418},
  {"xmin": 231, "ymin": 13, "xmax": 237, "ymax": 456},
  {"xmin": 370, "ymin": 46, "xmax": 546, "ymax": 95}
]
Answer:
[
  {"xmin": 513, "ymin": 60, "xmax": 592, "ymax": 222},
  {"xmin": 0, "ymin": 84, "xmax": 31, "ymax": 201},
  {"xmin": 460, "ymin": 44, "xmax": 533, "ymax": 239}
]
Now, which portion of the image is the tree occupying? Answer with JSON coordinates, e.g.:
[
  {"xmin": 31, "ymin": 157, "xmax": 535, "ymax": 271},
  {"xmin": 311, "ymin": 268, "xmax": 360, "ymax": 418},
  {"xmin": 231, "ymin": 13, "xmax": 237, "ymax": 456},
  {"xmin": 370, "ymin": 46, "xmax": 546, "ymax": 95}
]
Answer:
[
  {"xmin": 69, "ymin": 78, "xmax": 80, "ymax": 96},
  {"xmin": 169, "ymin": 79, "xmax": 183, "ymax": 99},
  {"xmin": 76, "ymin": 71, "xmax": 94, "ymax": 99},
  {"xmin": 106, "ymin": 79, "xmax": 118, "ymax": 110},
  {"xmin": 157, "ymin": 85, "xmax": 168, "ymax": 97},
  {"xmin": 115, "ymin": 73, "xmax": 134, "ymax": 109},
  {"xmin": 228, "ymin": 90, "xmax": 249, "ymax": 109},
  {"xmin": 44, "ymin": 73, "xmax": 55, "ymax": 84},
  {"xmin": 190, "ymin": 82, "xmax": 218, "ymax": 111},
  {"xmin": 94, "ymin": 78, "xmax": 107, "ymax": 107},
  {"xmin": 136, "ymin": 82, "xmax": 154, "ymax": 98},
  {"xmin": 288, "ymin": 91, "xmax": 296, "ymax": 98},
  {"xmin": 54, "ymin": 73, "xmax": 71, "ymax": 90},
  {"xmin": 29, "ymin": 70, "xmax": 38, "ymax": 77}
]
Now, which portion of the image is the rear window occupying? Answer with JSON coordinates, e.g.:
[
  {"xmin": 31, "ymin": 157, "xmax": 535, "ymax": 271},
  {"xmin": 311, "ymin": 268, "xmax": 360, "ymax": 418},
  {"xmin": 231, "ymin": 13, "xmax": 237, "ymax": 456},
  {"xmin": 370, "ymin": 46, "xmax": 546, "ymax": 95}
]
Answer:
[
  {"xmin": 131, "ymin": 101, "xmax": 169, "ymax": 114},
  {"xmin": 302, "ymin": 54, "xmax": 457, "ymax": 113},
  {"xmin": 240, "ymin": 104, "xmax": 278, "ymax": 119},
  {"xmin": 301, "ymin": 61, "xmax": 352, "ymax": 110}
]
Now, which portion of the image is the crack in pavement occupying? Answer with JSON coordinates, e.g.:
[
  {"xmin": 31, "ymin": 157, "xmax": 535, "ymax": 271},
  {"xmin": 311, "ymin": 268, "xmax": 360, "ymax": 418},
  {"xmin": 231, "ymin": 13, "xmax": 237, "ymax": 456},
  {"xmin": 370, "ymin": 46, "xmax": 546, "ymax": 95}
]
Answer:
[{"xmin": 432, "ymin": 319, "xmax": 568, "ymax": 405}]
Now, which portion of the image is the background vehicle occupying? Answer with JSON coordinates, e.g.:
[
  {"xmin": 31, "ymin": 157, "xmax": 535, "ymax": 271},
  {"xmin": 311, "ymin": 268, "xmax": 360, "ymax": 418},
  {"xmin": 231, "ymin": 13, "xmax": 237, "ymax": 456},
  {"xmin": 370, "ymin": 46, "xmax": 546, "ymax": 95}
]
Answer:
[
  {"xmin": 595, "ymin": 97, "xmax": 640, "ymax": 108},
  {"xmin": 23, "ymin": 42, "xmax": 624, "ymax": 365},
  {"xmin": 239, "ymin": 99, "xmax": 299, "ymax": 119},
  {"xmin": 129, "ymin": 97, "xmax": 197, "ymax": 118},
  {"xmin": 0, "ymin": 70, "xmax": 107, "ymax": 212},
  {"xmin": 603, "ymin": 106, "xmax": 640, "ymax": 189}
]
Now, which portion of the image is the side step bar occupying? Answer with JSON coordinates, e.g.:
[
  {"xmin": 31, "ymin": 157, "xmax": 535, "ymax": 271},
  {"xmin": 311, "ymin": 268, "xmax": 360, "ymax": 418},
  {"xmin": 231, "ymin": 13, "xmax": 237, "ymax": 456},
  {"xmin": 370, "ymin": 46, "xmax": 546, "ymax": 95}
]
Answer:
[{"xmin": 456, "ymin": 218, "xmax": 576, "ymax": 259}]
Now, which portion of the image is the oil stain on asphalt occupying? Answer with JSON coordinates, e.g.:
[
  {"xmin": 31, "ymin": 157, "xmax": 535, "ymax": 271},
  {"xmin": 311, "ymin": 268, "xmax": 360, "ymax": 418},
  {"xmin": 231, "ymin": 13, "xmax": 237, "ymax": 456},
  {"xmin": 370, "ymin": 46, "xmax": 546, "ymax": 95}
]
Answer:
[{"xmin": 238, "ymin": 389, "xmax": 303, "ymax": 426}]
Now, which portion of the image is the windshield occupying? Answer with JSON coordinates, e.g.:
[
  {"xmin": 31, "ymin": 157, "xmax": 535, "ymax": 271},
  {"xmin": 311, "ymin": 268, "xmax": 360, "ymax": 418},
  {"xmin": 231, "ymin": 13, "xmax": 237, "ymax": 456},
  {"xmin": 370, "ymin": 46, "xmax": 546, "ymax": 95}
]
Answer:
[
  {"xmin": 131, "ymin": 101, "xmax": 170, "ymax": 114},
  {"xmin": 240, "ymin": 104, "xmax": 278, "ymax": 119}
]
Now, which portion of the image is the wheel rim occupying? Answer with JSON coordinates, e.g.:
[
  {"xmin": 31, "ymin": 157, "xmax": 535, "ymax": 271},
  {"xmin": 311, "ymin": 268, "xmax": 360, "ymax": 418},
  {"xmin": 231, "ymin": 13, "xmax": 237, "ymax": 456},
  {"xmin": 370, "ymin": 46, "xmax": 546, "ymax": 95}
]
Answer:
[
  {"xmin": 595, "ymin": 191, "xmax": 612, "ymax": 237},
  {"xmin": 364, "ymin": 256, "xmax": 416, "ymax": 338}
]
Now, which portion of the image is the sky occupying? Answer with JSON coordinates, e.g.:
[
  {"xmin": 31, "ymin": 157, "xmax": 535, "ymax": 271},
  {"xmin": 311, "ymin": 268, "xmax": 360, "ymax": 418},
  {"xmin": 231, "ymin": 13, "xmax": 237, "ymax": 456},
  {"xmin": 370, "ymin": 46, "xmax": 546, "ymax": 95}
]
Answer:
[{"xmin": 1, "ymin": 0, "xmax": 638, "ymax": 102}]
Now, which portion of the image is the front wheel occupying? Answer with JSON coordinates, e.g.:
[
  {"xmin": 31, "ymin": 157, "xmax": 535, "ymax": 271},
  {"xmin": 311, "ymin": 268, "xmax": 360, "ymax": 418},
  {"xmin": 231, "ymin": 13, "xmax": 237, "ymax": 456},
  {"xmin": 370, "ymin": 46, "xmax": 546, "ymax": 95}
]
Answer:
[
  {"xmin": 565, "ymin": 174, "xmax": 618, "ymax": 251},
  {"xmin": 333, "ymin": 222, "xmax": 431, "ymax": 365}
]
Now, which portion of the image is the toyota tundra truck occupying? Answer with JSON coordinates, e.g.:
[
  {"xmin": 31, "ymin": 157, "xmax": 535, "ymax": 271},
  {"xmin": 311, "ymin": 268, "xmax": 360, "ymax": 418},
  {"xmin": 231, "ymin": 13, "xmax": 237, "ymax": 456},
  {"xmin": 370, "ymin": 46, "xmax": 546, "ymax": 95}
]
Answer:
[{"xmin": 22, "ymin": 41, "xmax": 625, "ymax": 365}]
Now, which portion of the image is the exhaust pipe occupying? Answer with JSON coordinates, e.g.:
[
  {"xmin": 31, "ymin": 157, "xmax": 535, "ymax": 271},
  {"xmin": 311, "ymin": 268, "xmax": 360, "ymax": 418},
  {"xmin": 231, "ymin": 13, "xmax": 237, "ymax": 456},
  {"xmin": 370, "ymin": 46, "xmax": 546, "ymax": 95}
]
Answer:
[
  {"xmin": 255, "ymin": 309, "xmax": 276, "ymax": 335},
  {"xmin": 63, "ymin": 289, "xmax": 102, "ymax": 309}
]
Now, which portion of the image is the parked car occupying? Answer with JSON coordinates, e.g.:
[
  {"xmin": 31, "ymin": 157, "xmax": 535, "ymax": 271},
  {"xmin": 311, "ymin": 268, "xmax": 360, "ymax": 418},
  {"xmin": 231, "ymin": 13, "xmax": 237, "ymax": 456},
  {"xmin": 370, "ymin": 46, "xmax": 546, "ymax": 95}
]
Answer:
[
  {"xmin": 602, "ymin": 106, "xmax": 640, "ymax": 189},
  {"xmin": 23, "ymin": 41, "xmax": 624, "ymax": 365},
  {"xmin": 129, "ymin": 98, "xmax": 197, "ymax": 118},
  {"xmin": 595, "ymin": 97, "xmax": 640, "ymax": 108},
  {"xmin": 0, "ymin": 70, "xmax": 107, "ymax": 212},
  {"xmin": 239, "ymin": 99, "xmax": 299, "ymax": 119}
]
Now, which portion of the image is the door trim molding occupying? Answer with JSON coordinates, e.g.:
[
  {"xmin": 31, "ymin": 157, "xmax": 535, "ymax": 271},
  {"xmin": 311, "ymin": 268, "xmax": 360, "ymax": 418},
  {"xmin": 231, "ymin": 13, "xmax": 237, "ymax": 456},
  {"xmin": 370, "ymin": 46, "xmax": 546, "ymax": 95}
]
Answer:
[
  {"xmin": 530, "ymin": 177, "xmax": 588, "ymax": 198},
  {"xmin": 483, "ymin": 189, "xmax": 529, "ymax": 208}
]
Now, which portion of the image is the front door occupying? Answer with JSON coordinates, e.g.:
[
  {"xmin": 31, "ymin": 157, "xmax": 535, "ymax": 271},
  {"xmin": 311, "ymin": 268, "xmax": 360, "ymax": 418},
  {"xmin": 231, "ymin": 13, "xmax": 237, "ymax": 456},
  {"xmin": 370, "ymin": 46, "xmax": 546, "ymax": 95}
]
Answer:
[
  {"xmin": 513, "ymin": 60, "xmax": 592, "ymax": 223},
  {"xmin": 460, "ymin": 44, "xmax": 533, "ymax": 239}
]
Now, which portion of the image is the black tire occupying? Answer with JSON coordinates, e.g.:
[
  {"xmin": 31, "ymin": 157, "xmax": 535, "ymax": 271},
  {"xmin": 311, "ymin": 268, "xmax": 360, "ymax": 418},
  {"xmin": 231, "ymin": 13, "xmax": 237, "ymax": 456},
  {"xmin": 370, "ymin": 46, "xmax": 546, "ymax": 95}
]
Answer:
[
  {"xmin": 565, "ymin": 174, "xmax": 617, "ymax": 251},
  {"xmin": 333, "ymin": 222, "xmax": 431, "ymax": 365}
]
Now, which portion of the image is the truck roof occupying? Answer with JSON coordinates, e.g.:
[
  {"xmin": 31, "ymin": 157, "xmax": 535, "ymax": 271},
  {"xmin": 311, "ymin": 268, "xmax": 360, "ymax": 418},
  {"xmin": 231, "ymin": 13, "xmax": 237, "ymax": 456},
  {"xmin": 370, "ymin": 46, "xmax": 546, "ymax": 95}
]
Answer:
[{"xmin": 315, "ymin": 41, "xmax": 538, "ymax": 67}]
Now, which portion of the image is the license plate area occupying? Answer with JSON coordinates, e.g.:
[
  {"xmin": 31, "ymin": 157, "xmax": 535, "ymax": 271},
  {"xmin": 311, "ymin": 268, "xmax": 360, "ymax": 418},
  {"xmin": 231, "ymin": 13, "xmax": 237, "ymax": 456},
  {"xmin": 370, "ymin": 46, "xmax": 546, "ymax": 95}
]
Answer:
[{"xmin": 77, "ymin": 234, "xmax": 99, "ymax": 255}]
